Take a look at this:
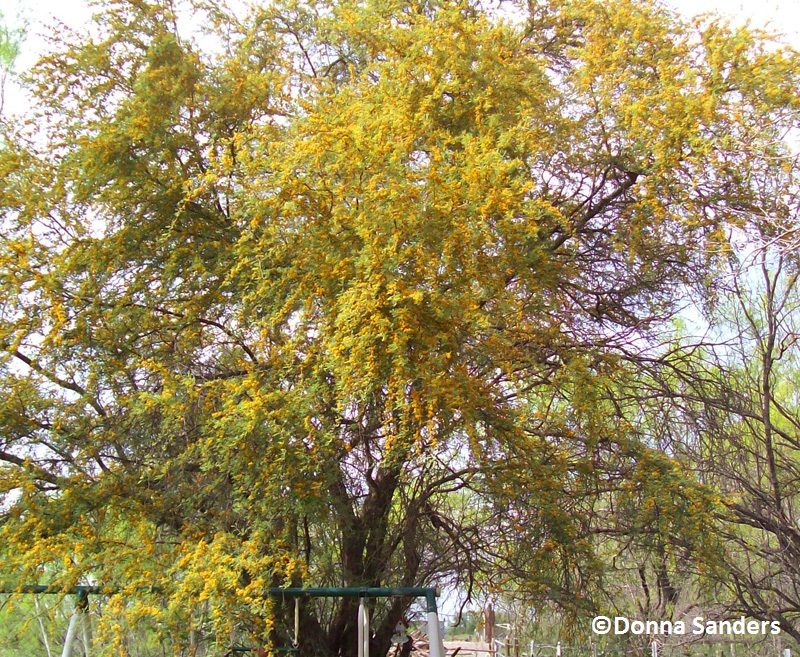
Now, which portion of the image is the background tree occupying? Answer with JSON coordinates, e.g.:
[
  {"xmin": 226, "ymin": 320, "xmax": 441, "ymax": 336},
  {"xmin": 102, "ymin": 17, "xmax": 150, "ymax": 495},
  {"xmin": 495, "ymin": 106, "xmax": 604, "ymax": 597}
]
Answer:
[
  {"xmin": 0, "ymin": 8, "xmax": 24, "ymax": 114},
  {"xmin": 624, "ymin": 33, "xmax": 800, "ymax": 637},
  {"xmin": 639, "ymin": 232, "xmax": 800, "ymax": 640}
]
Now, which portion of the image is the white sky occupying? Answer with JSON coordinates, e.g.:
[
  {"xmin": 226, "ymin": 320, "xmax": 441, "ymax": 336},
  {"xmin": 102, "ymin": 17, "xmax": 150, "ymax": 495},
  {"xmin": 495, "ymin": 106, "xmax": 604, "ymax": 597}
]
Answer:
[
  {"xmin": 668, "ymin": 0, "xmax": 800, "ymax": 40},
  {"xmin": 7, "ymin": 0, "xmax": 800, "ymax": 72},
  {"xmin": 5, "ymin": 0, "xmax": 799, "ymax": 117}
]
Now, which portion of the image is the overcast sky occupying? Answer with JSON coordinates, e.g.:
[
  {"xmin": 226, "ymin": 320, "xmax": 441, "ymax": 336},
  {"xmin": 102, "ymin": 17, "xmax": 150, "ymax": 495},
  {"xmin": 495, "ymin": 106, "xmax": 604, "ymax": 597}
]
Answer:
[
  {"xmin": 4, "ymin": 0, "xmax": 800, "ymax": 115},
  {"xmin": 8, "ymin": 0, "xmax": 800, "ymax": 67}
]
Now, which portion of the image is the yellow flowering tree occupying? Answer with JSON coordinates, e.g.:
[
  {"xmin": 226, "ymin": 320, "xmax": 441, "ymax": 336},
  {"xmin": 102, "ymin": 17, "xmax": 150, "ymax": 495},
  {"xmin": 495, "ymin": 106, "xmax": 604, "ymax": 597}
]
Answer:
[{"xmin": 0, "ymin": 0, "xmax": 798, "ymax": 653}]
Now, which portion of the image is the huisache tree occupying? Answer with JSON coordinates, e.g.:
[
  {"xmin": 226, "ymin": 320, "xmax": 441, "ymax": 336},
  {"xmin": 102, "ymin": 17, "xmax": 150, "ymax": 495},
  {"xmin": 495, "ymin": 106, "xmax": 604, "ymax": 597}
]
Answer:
[{"xmin": 1, "ymin": 0, "xmax": 797, "ymax": 654}]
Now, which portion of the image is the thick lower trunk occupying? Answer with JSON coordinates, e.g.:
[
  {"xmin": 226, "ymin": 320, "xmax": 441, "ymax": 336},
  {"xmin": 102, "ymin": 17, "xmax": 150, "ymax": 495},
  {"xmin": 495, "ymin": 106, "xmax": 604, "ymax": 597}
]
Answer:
[{"xmin": 323, "ymin": 462, "xmax": 406, "ymax": 657}]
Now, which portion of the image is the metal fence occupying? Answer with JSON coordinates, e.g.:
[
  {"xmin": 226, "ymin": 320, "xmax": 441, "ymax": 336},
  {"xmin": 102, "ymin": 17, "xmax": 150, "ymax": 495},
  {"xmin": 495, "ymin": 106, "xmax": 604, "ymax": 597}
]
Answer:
[{"xmin": 478, "ymin": 638, "xmax": 796, "ymax": 657}]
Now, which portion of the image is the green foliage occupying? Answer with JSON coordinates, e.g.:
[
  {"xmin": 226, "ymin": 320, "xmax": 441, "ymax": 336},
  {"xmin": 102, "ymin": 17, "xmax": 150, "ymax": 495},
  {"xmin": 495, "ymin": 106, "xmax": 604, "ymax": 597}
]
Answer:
[
  {"xmin": 0, "ymin": 596, "xmax": 48, "ymax": 657},
  {"xmin": 0, "ymin": 8, "xmax": 24, "ymax": 115},
  {"xmin": 0, "ymin": 10, "xmax": 23, "ymax": 72}
]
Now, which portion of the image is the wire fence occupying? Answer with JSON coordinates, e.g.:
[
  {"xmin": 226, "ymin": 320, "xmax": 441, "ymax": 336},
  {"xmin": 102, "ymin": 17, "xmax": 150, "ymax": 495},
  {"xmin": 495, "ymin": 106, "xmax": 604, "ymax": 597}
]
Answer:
[{"xmin": 483, "ymin": 638, "xmax": 796, "ymax": 657}]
